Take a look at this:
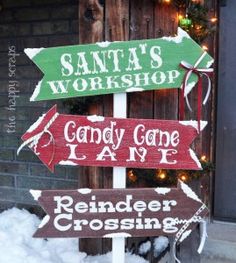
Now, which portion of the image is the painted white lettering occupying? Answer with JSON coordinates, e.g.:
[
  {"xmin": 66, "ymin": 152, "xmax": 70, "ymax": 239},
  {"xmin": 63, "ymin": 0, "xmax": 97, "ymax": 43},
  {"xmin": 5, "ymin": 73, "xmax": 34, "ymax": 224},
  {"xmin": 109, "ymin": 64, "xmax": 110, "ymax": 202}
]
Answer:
[
  {"xmin": 133, "ymin": 124, "xmax": 145, "ymax": 145},
  {"xmin": 134, "ymin": 72, "xmax": 150, "ymax": 87},
  {"xmin": 133, "ymin": 200, "xmax": 146, "ymax": 213},
  {"xmin": 171, "ymin": 131, "xmax": 179, "ymax": 147},
  {"xmin": 47, "ymin": 80, "xmax": 70, "ymax": 94},
  {"xmin": 107, "ymin": 49, "xmax": 124, "ymax": 72},
  {"xmin": 73, "ymin": 78, "xmax": 88, "ymax": 92},
  {"xmin": 151, "ymin": 71, "xmax": 166, "ymax": 85},
  {"xmin": 89, "ymin": 219, "xmax": 103, "ymax": 231},
  {"xmin": 66, "ymin": 144, "xmax": 86, "ymax": 160},
  {"xmin": 98, "ymin": 201, "xmax": 116, "ymax": 213},
  {"xmin": 104, "ymin": 219, "xmax": 119, "ymax": 230},
  {"xmin": 96, "ymin": 146, "xmax": 117, "ymax": 161},
  {"xmin": 126, "ymin": 48, "xmax": 142, "ymax": 71},
  {"xmin": 162, "ymin": 200, "xmax": 177, "ymax": 211},
  {"xmin": 76, "ymin": 126, "xmax": 90, "ymax": 143},
  {"xmin": 74, "ymin": 219, "xmax": 88, "ymax": 231},
  {"xmin": 144, "ymin": 218, "xmax": 162, "ymax": 230},
  {"xmin": 90, "ymin": 127, "xmax": 102, "ymax": 144},
  {"xmin": 163, "ymin": 217, "xmax": 178, "ymax": 233},
  {"xmin": 167, "ymin": 70, "xmax": 180, "ymax": 84},
  {"xmin": 120, "ymin": 218, "xmax": 135, "ymax": 230},
  {"xmin": 75, "ymin": 52, "xmax": 91, "ymax": 75},
  {"xmin": 127, "ymin": 147, "xmax": 147, "ymax": 162},
  {"xmin": 148, "ymin": 200, "xmax": 161, "ymax": 212},
  {"xmin": 121, "ymin": 74, "xmax": 133, "ymax": 88},
  {"xmin": 150, "ymin": 46, "xmax": 162, "ymax": 68},
  {"xmin": 105, "ymin": 75, "xmax": 120, "ymax": 89},
  {"xmin": 64, "ymin": 121, "xmax": 76, "ymax": 143},
  {"xmin": 74, "ymin": 201, "xmax": 88, "ymax": 213},
  {"xmin": 158, "ymin": 149, "xmax": 178, "ymax": 164},
  {"xmin": 54, "ymin": 214, "xmax": 72, "ymax": 231},
  {"xmin": 91, "ymin": 51, "xmax": 108, "ymax": 74},
  {"xmin": 54, "ymin": 195, "xmax": 73, "ymax": 213},
  {"xmin": 61, "ymin": 53, "xmax": 73, "ymax": 76},
  {"xmin": 116, "ymin": 195, "xmax": 133, "ymax": 213},
  {"xmin": 89, "ymin": 76, "xmax": 103, "ymax": 90}
]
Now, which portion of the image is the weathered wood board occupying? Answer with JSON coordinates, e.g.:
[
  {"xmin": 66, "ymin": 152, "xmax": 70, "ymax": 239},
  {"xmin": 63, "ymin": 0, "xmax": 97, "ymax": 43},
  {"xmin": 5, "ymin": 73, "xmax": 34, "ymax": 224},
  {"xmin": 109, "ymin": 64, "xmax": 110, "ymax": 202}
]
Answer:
[
  {"xmin": 31, "ymin": 181, "xmax": 208, "ymax": 239},
  {"xmin": 18, "ymin": 105, "xmax": 207, "ymax": 172},
  {"xmin": 24, "ymin": 29, "xmax": 213, "ymax": 102}
]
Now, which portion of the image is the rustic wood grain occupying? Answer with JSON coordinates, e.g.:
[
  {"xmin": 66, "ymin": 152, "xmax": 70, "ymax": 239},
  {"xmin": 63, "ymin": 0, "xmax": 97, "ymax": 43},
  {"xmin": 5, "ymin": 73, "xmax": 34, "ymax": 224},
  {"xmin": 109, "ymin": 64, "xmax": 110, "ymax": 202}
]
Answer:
[
  {"xmin": 103, "ymin": 0, "xmax": 130, "ymax": 195},
  {"xmin": 154, "ymin": 1, "xmax": 178, "ymax": 38},
  {"xmin": 128, "ymin": 0, "xmax": 154, "ymax": 120},
  {"xmin": 78, "ymin": 0, "xmax": 105, "ymax": 254},
  {"xmin": 79, "ymin": 0, "xmax": 103, "ymax": 44},
  {"xmin": 105, "ymin": 0, "xmax": 129, "ymax": 41},
  {"xmin": 153, "ymin": 1, "xmax": 178, "ymax": 121},
  {"xmin": 178, "ymin": 1, "xmax": 218, "ymax": 260},
  {"xmin": 21, "ymin": 107, "xmax": 204, "ymax": 171},
  {"xmin": 33, "ymin": 185, "xmax": 208, "ymax": 238},
  {"xmin": 152, "ymin": 3, "xmax": 179, "ymax": 262},
  {"xmin": 127, "ymin": 1, "xmax": 178, "ymax": 260},
  {"xmin": 75, "ymin": 0, "xmax": 216, "ymax": 259}
]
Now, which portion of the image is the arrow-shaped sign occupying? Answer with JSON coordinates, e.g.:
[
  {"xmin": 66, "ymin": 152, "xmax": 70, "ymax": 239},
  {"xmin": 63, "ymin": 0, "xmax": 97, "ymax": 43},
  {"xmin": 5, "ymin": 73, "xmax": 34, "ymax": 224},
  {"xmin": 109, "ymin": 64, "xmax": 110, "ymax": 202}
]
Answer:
[
  {"xmin": 18, "ymin": 105, "xmax": 207, "ymax": 172},
  {"xmin": 30, "ymin": 181, "xmax": 208, "ymax": 239},
  {"xmin": 25, "ymin": 28, "xmax": 213, "ymax": 101}
]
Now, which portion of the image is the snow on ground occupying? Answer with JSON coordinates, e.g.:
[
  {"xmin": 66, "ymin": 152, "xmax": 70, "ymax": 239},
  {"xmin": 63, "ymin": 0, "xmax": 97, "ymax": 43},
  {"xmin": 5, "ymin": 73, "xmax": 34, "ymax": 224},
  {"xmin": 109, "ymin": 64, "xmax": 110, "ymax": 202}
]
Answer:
[
  {"xmin": 138, "ymin": 240, "xmax": 151, "ymax": 255},
  {"xmin": 0, "ymin": 208, "xmax": 148, "ymax": 263},
  {"xmin": 153, "ymin": 236, "xmax": 169, "ymax": 258}
]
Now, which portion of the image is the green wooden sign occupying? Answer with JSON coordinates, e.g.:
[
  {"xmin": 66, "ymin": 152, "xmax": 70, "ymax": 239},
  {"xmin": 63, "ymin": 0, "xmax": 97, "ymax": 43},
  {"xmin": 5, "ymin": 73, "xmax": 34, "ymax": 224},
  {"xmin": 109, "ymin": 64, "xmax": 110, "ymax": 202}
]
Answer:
[{"xmin": 25, "ymin": 28, "xmax": 213, "ymax": 101}]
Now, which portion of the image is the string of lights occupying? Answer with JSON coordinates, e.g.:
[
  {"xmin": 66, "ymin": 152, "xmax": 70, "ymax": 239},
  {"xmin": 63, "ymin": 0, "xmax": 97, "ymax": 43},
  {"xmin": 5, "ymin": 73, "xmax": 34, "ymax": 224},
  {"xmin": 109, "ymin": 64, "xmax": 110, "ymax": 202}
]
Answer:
[
  {"xmin": 160, "ymin": 0, "xmax": 217, "ymax": 47},
  {"xmin": 127, "ymin": 155, "xmax": 214, "ymax": 187}
]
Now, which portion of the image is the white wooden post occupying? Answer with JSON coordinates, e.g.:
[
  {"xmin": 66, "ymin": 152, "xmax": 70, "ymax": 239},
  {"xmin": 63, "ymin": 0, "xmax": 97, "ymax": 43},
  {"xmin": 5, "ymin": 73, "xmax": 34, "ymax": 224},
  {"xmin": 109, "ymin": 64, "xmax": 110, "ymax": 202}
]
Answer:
[{"xmin": 112, "ymin": 93, "xmax": 127, "ymax": 263}]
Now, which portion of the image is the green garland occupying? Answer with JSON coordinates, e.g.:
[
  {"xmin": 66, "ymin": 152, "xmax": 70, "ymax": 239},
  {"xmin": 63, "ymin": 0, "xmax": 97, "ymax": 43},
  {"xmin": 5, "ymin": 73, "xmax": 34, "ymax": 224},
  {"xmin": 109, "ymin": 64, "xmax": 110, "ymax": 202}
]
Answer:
[
  {"xmin": 174, "ymin": 0, "xmax": 216, "ymax": 44},
  {"xmin": 127, "ymin": 157, "xmax": 214, "ymax": 187}
]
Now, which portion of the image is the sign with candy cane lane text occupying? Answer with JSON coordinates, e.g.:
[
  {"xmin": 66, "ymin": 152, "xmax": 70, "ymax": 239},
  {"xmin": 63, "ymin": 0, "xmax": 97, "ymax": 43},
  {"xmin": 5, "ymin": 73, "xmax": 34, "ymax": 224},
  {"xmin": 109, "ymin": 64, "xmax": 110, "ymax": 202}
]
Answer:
[{"xmin": 18, "ymin": 105, "xmax": 207, "ymax": 172}]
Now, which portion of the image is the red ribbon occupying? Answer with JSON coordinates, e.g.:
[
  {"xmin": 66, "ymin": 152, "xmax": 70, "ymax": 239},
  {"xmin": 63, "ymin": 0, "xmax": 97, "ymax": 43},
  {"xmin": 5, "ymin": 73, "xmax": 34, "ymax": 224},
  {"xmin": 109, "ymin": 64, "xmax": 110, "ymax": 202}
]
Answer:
[{"xmin": 179, "ymin": 60, "xmax": 213, "ymax": 133}]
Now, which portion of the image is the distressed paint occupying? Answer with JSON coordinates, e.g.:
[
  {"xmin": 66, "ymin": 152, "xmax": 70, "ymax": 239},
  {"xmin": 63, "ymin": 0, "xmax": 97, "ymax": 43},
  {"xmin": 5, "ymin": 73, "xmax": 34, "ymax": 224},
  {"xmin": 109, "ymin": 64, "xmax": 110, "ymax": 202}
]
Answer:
[
  {"xmin": 18, "ymin": 105, "xmax": 206, "ymax": 172},
  {"xmin": 31, "ymin": 182, "xmax": 208, "ymax": 239},
  {"xmin": 25, "ymin": 29, "xmax": 213, "ymax": 102}
]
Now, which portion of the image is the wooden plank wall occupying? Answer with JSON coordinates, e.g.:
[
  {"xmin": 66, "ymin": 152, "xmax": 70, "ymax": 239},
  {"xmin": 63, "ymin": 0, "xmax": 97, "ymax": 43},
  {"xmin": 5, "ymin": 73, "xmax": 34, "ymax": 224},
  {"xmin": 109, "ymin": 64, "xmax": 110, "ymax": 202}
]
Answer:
[{"xmin": 78, "ymin": 0, "xmax": 217, "ymax": 261}]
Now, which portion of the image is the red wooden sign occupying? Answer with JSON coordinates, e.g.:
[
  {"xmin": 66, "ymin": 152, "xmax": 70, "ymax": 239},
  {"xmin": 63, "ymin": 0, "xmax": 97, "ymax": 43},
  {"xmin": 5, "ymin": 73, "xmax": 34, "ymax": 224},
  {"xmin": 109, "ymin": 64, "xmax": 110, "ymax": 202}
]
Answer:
[
  {"xmin": 18, "ymin": 105, "xmax": 206, "ymax": 172},
  {"xmin": 30, "ymin": 181, "xmax": 208, "ymax": 239}
]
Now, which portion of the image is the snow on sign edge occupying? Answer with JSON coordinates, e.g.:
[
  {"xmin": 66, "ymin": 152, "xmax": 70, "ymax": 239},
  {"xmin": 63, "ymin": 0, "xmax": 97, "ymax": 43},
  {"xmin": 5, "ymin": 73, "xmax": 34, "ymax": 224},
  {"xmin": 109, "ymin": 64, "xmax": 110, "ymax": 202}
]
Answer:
[
  {"xmin": 38, "ymin": 215, "xmax": 50, "ymax": 229},
  {"xmin": 103, "ymin": 232, "xmax": 132, "ymax": 238},
  {"xmin": 162, "ymin": 27, "xmax": 190, "ymax": 43},
  {"xmin": 30, "ymin": 190, "xmax": 42, "ymax": 201},
  {"xmin": 26, "ymin": 112, "xmax": 46, "ymax": 133},
  {"xmin": 155, "ymin": 188, "xmax": 171, "ymax": 195},
  {"xmin": 179, "ymin": 120, "xmax": 208, "ymax": 132},
  {"xmin": 87, "ymin": 115, "xmax": 105, "ymax": 122},
  {"xmin": 24, "ymin": 47, "xmax": 45, "ymax": 60},
  {"xmin": 180, "ymin": 181, "xmax": 201, "ymax": 203},
  {"xmin": 30, "ymin": 80, "xmax": 42, "ymax": 102}
]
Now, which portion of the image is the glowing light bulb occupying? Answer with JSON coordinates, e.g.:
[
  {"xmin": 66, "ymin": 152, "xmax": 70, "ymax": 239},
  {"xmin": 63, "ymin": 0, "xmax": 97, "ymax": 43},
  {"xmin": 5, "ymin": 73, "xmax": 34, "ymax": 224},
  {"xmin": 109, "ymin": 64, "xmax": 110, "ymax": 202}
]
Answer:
[
  {"xmin": 202, "ymin": 45, "xmax": 208, "ymax": 51},
  {"xmin": 180, "ymin": 174, "xmax": 188, "ymax": 181},
  {"xmin": 200, "ymin": 155, "xmax": 207, "ymax": 162},
  {"xmin": 211, "ymin": 17, "xmax": 217, "ymax": 23},
  {"xmin": 178, "ymin": 171, "xmax": 188, "ymax": 182},
  {"xmin": 128, "ymin": 170, "xmax": 137, "ymax": 182},
  {"xmin": 157, "ymin": 170, "xmax": 167, "ymax": 180}
]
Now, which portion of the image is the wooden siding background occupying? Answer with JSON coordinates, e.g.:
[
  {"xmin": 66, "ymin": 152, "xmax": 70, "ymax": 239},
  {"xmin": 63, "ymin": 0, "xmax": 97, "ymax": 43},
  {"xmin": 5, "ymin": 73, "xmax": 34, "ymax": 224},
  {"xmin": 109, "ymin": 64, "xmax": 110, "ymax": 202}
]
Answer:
[{"xmin": 77, "ymin": 0, "xmax": 218, "ymax": 262}]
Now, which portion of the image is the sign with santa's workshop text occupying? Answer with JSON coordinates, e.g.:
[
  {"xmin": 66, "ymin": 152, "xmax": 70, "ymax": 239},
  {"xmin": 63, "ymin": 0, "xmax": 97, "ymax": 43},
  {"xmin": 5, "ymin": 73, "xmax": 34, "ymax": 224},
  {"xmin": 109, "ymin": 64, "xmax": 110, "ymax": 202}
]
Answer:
[
  {"xmin": 18, "ymin": 105, "xmax": 207, "ymax": 172},
  {"xmin": 30, "ymin": 181, "xmax": 208, "ymax": 239},
  {"xmin": 25, "ymin": 28, "xmax": 213, "ymax": 102}
]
